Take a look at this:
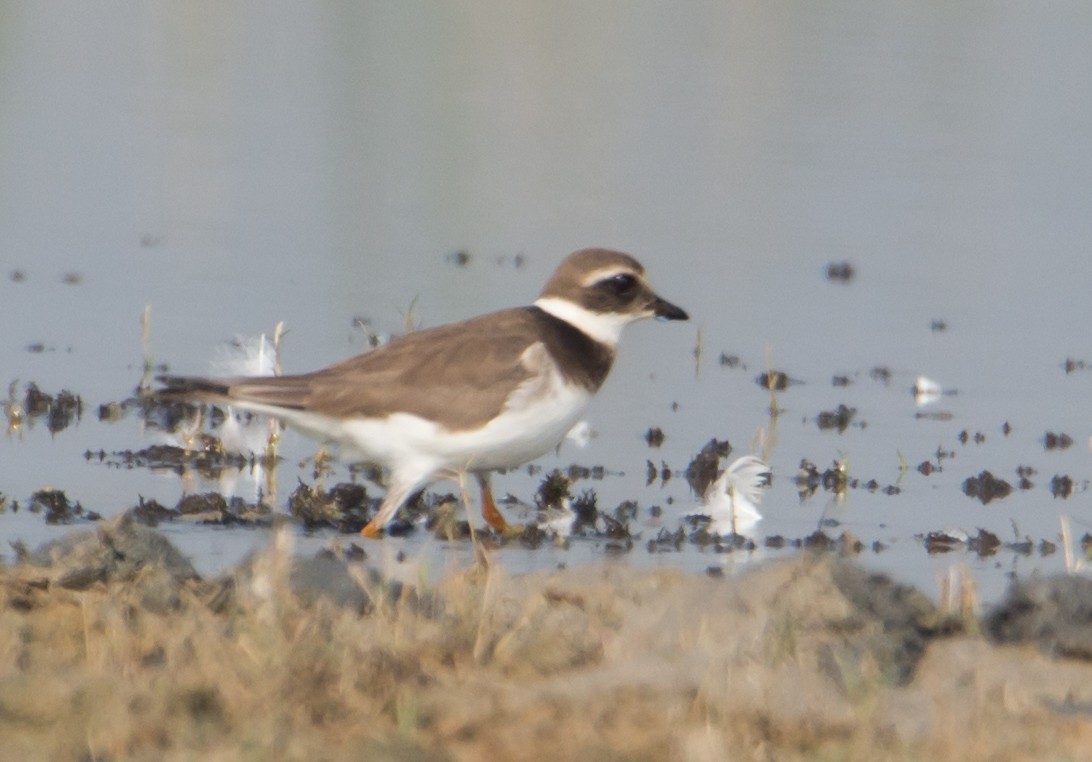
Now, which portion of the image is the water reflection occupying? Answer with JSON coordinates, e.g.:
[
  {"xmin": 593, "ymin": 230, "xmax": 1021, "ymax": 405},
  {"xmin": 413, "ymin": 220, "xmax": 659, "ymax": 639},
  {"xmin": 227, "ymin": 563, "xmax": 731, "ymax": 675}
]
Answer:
[{"xmin": 4, "ymin": 382, "xmax": 84, "ymax": 436}]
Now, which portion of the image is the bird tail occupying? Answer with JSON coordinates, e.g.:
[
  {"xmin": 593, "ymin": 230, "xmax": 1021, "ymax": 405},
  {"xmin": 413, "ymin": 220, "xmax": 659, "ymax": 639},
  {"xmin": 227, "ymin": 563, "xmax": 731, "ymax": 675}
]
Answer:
[
  {"xmin": 155, "ymin": 375, "xmax": 235, "ymax": 404},
  {"xmin": 154, "ymin": 374, "xmax": 310, "ymax": 411}
]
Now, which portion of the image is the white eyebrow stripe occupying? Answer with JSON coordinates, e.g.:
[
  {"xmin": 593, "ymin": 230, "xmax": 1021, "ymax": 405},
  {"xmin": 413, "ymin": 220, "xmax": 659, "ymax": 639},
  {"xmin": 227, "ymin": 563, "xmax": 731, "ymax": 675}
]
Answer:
[{"xmin": 579, "ymin": 266, "xmax": 643, "ymax": 287}]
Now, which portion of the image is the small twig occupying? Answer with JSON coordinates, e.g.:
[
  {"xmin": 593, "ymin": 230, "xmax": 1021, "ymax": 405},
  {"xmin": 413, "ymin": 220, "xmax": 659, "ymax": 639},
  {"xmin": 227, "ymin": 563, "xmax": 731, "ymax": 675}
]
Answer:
[
  {"xmin": 265, "ymin": 321, "xmax": 285, "ymax": 464},
  {"xmin": 138, "ymin": 304, "xmax": 153, "ymax": 394},
  {"xmin": 1061, "ymin": 514, "xmax": 1076, "ymax": 574},
  {"xmin": 693, "ymin": 325, "xmax": 703, "ymax": 380},
  {"xmin": 764, "ymin": 343, "xmax": 781, "ymax": 417}
]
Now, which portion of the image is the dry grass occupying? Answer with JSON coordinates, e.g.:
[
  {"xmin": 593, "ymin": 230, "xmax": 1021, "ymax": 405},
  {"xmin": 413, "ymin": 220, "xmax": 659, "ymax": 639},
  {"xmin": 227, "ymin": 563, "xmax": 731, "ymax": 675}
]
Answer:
[{"xmin": 2, "ymin": 525, "xmax": 1092, "ymax": 761}]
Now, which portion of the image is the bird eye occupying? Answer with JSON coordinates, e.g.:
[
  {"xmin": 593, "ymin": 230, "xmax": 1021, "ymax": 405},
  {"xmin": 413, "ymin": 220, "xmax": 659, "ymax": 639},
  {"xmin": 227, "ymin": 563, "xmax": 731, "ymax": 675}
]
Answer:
[{"xmin": 603, "ymin": 273, "xmax": 638, "ymax": 299}]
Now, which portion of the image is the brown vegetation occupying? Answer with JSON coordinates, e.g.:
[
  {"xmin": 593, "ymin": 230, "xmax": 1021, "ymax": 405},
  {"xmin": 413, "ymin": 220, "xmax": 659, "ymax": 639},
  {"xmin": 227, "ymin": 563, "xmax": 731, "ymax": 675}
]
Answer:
[{"xmin": 2, "ymin": 518, "xmax": 1092, "ymax": 761}]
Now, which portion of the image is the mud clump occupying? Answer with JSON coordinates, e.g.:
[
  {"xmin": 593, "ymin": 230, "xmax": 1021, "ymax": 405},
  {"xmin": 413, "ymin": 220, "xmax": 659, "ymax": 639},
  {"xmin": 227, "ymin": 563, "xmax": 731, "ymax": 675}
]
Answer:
[
  {"xmin": 1063, "ymin": 357, "xmax": 1091, "ymax": 373},
  {"xmin": 28, "ymin": 489, "xmax": 87, "ymax": 524},
  {"xmin": 535, "ymin": 469, "xmax": 572, "ymax": 509},
  {"xmin": 130, "ymin": 496, "xmax": 178, "ymax": 525},
  {"xmin": 961, "ymin": 470, "xmax": 1012, "ymax": 504},
  {"xmin": 644, "ymin": 426, "xmax": 665, "ymax": 447},
  {"xmin": 755, "ymin": 369, "xmax": 793, "ymax": 391},
  {"xmin": 794, "ymin": 459, "xmax": 901, "ymax": 498},
  {"xmin": 288, "ymin": 481, "xmax": 372, "ymax": 531},
  {"xmin": 1043, "ymin": 431, "xmax": 1074, "ymax": 450},
  {"xmin": 870, "ymin": 365, "xmax": 893, "ymax": 384},
  {"xmin": 176, "ymin": 492, "xmax": 270, "ymax": 526},
  {"xmin": 1016, "ymin": 464, "xmax": 1036, "ymax": 490},
  {"xmin": 825, "ymin": 260, "xmax": 855, "ymax": 282},
  {"xmin": 1050, "ymin": 474, "xmax": 1076, "ymax": 498},
  {"xmin": 922, "ymin": 528, "xmax": 1002, "ymax": 557},
  {"xmin": 6, "ymin": 382, "xmax": 84, "ymax": 433},
  {"xmin": 816, "ymin": 403, "xmax": 857, "ymax": 432},
  {"xmin": 95, "ymin": 444, "xmax": 252, "ymax": 477},
  {"xmin": 684, "ymin": 437, "xmax": 732, "ymax": 496}
]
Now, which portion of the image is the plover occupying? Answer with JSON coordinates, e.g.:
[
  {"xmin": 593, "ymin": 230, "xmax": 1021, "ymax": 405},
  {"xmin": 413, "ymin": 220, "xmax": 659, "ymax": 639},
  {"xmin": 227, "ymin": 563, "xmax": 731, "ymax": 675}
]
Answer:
[{"xmin": 157, "ymin": 248, "xmax": 688, "ymax": 536}]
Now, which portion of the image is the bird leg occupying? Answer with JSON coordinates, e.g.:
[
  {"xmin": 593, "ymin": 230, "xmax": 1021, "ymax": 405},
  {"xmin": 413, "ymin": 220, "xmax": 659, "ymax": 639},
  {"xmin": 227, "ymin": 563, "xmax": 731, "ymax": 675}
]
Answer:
[
  {"xmin": 476, "ymin": 473, "xmax": 510, "ymax": 533},
  {"xmin": 360, "ymin": 477, "xmax": 421, "ymax": 538},
  {"xmin": 361, "ymin": 471, "xmax": 511, "ymax": 538}
]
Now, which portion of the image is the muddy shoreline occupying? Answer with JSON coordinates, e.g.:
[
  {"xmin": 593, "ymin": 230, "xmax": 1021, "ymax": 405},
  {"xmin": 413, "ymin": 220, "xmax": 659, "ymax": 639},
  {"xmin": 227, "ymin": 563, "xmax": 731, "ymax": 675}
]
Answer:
[{"xmin": 3, "ymin": 516, "xmax": 1092, "ymax": 760}]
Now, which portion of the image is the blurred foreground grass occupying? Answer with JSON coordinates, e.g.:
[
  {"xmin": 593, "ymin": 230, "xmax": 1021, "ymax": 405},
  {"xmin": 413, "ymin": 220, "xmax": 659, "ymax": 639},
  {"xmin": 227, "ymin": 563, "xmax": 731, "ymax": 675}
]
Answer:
[{"xmin": 2, "ymin": 517, "xmax": 1091, "ymax": 761}]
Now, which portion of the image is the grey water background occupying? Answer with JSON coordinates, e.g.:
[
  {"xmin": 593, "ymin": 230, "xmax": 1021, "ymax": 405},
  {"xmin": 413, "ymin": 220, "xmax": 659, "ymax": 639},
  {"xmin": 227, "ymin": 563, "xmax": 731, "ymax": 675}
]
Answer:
[{"xmin": 4, "ymin": 2, "xmax": 1092, "ymax": 603}]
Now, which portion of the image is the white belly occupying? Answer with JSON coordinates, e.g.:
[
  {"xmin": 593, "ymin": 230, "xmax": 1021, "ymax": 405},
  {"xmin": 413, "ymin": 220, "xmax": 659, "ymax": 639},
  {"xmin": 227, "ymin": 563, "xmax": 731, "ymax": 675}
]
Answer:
[
  {"xmin": 338, "ymin": 385, "xmax": 591, "ymax": 471},
  {"xmin": 261, "ymin": 377, "xmax": 592, "ymax": 477}
]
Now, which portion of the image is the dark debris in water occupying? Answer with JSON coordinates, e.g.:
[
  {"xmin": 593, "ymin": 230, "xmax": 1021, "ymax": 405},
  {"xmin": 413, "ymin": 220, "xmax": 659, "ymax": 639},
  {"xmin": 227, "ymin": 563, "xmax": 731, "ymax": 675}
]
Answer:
[
  {"xmin": 755, "ymin": 370, "xmax": 795, "ymax": 391},
  {"xmin": 571, "ymin": 490, "xmax": 600, "ymax": 526},
  {"xmin": 88, "ymin": 444, "xmax": 277, "ymax": 479},
  {"xmin": 801, "ymin": 529, "xmax": 865, "ymax": 555},
  {"xmin": 1016, "ymin": 465, "xmax": 1036, "ymax": 491},
  {"xmin": 815, "ymin": 404, "xmax": 858, "ymax": 432},
  {"xmin": 536, "ymin": 469, "xmax": 572, "ymax": 509},
  {"xmin": 869, "ymin": 366, "xmax": 893, "ymax": 385},
  {"xmin": 685, "ymin": 438, "xmax": 732, "ymax": 496},
  {"xmin": 922, "ymin": 528, "xmax": 1002, "ymax": 557},
  {"xmin": 5, "ymin": 476, "xmax": 1083, "ymax": 570},
  {"xmin": 9, "ymin": 355, "xmax": 1092, "ymax": 580},
  {"xmin": 718, "ymin": 353, "xmax": 744, "ymax": 369},
  {"xmin": 172, "ymin": 492, "xmax": 271, "ymax": 526},
  {"xmin": 5, "ymin": 382, "xmax": 84, "ymax": 433},
  {"xmin": 793, "ymin": 458, "xmax": 901, "ymax": 500},
  {"xmin": 288, "ymin": 481, "xmax": 375, "ymax": 532},
  {"xmin": 29, "ymin": 489, "xmax": 95, "ymax": 525},
  {"xmin": 644, "ymin": 427, "xmax": 665, "ymax": 448},
  {"xmin": 645, "ymin": 460, "xmax": 672, "ymax": 486},
  {"xmin": 1049, "ymin": 474, "xmax": 1082, "ymax": 499},
  {"xmin": 1043, "ymin": 431, "xmax": 1074, "ymax": 451},
  {"xmin": 11, "ymin": 386, "xmax": 205, "ymax": 432},
  {"xmin": 962, "ymin": 471, "xmax": 1012, "ymax": 505},
  {"xmin": 1063, "ymin": 357, "xmax": 1091, "ymax": 374},
  {"xmin": 565, "ymin": 463, "xmax": 606, "ymax": 481},
  {"xmin": 131, "ymin": 496, "xmax": 179, "ymax": 526},
  {"xmin": 824, "ymin": 260, "xmax": 855, "ymax": 283},
  {"xmin": 914, "ymin": 410, "xmax": 954, "ymax": 421},
  {"xmin": 446, "ymin": 250, "xmax": 471, "ymax": 267},
  {"xmin": 957, "ymin": 430, "xmax": 986, "ymax": 445}
]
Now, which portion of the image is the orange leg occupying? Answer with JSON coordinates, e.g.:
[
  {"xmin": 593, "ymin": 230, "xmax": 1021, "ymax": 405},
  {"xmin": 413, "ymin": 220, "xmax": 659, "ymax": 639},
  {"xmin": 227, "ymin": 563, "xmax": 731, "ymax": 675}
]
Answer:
[
  {"xmin": 476, "ymin": 473, "xmax": 510, "ymax": 533},
  {"xmin": 359, "ymin": 478, "xmax": 421, "ymax": 539}
]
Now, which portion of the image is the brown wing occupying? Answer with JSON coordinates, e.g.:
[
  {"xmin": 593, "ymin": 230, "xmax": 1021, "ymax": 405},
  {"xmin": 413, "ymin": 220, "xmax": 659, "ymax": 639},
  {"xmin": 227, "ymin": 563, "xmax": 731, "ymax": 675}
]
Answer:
[{"xmin": 160, "ymin": 308, "xmax": 544, "ymax": 431}]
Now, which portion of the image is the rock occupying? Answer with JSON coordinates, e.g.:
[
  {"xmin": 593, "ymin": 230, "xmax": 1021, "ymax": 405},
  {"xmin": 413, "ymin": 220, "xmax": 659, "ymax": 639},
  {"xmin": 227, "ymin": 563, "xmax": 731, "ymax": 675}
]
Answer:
[
  {"xmin": 983, "ymin": 574, "xmax": 1092, "ymax": 659},
  {"xmin": 17, "ymin": 512, "xmax": 200, "ymax": 611}
]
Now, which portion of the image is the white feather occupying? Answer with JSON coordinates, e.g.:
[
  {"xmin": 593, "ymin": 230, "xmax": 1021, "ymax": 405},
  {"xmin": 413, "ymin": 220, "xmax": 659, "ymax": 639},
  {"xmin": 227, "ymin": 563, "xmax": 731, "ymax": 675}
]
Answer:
[
  {"xmin": 541, "ymin": 497, "xmax": 576, "ymax": 538},
  {"xmin": 702, "ymin": 455, "xmax": 771, "ymax": 536}
]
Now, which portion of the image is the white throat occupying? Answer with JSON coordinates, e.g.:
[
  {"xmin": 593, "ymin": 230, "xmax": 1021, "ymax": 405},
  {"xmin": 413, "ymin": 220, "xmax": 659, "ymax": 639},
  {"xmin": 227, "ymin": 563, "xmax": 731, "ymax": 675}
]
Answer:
[{"xmin": 534, "ymin": 296, "xmax": 638, "ymax": 346}]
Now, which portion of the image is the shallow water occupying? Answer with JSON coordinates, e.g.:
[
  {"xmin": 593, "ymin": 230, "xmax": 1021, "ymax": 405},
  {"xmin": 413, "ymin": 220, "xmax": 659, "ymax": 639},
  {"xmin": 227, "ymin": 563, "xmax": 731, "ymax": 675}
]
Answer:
[{"xmin": 4, "ymin": 2, "xmax": 1092, "ymax": 604}]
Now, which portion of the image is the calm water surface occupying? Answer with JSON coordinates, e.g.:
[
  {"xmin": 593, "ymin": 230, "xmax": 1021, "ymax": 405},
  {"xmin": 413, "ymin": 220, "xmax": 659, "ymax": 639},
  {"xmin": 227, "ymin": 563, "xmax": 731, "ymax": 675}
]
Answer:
[{"xmin": 3, "ymin": 2, "xmax": 1092, "ymax": 604}]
